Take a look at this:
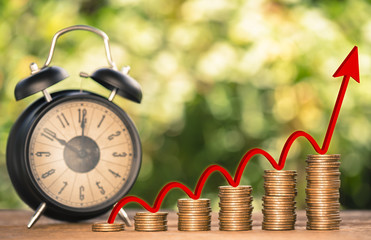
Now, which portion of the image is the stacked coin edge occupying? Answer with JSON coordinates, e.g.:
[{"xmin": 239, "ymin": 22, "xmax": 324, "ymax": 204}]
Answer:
[
  {"xmin": 92, "ymin": 222, "xmax": 125, "ymax": 232},
  {"xmin": 218, "ymin": 185, "xmax": 253, "ymax": 231},
  {"xmin": 262, "ymin": 170, "xmax": 297, "ymax": 231},
  {"xmin": 178, "ymin": 198, "xmax": 211, "ymax": 231},
  {"xmin": 306, "ymin": 154, "xmax": 341, "ymax": 230},
  {"xmin": 134, "ymin": 212, "xmax": 168, "ymax": 232}
]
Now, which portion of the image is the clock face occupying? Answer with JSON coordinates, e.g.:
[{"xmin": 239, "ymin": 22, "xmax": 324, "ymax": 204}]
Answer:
[{"xmin": 28, "ymin": 98, "xmax": 135, "ymax": 208}]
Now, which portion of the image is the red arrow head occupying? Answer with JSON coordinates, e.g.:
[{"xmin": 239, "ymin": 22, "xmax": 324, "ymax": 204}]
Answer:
[{"xmin": 333, "ymin": 46, "xmax": 360, "ymax": 83}]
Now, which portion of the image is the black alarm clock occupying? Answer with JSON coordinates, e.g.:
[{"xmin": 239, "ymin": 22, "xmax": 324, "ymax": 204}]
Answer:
[{"xmin": 6, "ymin": 25, "xmax": 142, "ymax": 228}]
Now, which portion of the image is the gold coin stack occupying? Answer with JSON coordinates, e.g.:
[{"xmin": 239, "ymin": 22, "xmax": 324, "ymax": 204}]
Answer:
[
  {"xmin": 177, "ymin": 198, "xmax": 211, "ymax": 231},
  {"xmin": 306, "ymin": 154, "xmax": 341, "ymax": 230},
  {"xmin": 92, "ymin": 222, "xmax": 125, "ymax": 232},
  {"xmin": 262, "ymin": 170, "xmax": 297, "ymax": 231},
  {"xmin": 134, "ymin": 212, "xmax": 168, "ymax": 232},
  {"xmin": 218, "ymin": 185, "xmax": 253, "ymax": 231}
]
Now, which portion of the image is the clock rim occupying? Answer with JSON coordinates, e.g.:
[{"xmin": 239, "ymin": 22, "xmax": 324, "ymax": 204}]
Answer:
[{"xmin": 7, "ymin": 90, "xmax": 142, "ymax": 221}]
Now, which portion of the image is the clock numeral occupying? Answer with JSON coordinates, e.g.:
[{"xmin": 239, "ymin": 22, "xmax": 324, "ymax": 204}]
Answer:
[
  {"xmin": 41, "ymin": 128, "xmax": 56, "ymax": 141},
  {"xmin": 96, "ymin": 181, "xmax": 105, "ymax": 195},
  {"xmin": 108, "ymin": 131, "xmax": 121, "ymax": 141},
  {"xmin": 79, "ymin": 186, "xmax": 85, "ymax": 201},
  {"xmin": 41, "ymin": 169, "xmax": 55, "ymax": 179},
  {"xmin": 97, "ymin": 115, "xmax": 105, "ymax": 128},
  {"xmin": 113, "ymin": 152, "xmax": 127, "ymax": 157},
  {"xmin": 78, "ymin": 108, "xmax": 87, "ymax": 123},
  {"xmin": 36, "ymin": 152, "xmax": 51, "ymax": 157},
  {"xmin": 109, "ymin": 169, "xmax": 121, "ymax": 178},
  {"xmin": 57, "ymin": 113, "xmax": 69, "ymax": 128},
  {"xmin": 58, "ymin": 181, "xmax": 68, "ymax": 195},
  {"xmin": 41, "ymin": 133, "xmax": 52, "ymax": 141}
]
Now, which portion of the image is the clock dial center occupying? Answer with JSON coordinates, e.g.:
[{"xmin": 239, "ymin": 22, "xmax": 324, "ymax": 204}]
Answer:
[{"xmin": 63, "ymin": 135, "xmax": 100, "ymax": 173}]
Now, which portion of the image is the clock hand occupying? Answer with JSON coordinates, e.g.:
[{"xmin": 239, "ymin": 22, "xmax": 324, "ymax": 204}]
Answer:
[
  {"xmin": 43, "ymin": 128, "xmax": 81, "ymax": 155},
  {"xmin": 81, "ymin": 109, "xmax": 87, "ymax": 137},
  {"xmin": 80, "ymin": 109, "xmax": 87, "ymax": 150},
  {"xmin": 57, "ymin": 138, "xmax": 82, "ymax": 155}
]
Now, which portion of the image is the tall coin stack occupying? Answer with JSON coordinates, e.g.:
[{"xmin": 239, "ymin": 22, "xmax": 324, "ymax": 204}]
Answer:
[
  {"xmin": 262, "ymin": 170, "xmax": 297, "ymax": 230},
  {"xmin": 306, "ymin": 154, "xmax": 341, "ymax": 230},
  {"xmin": 177, "ymin": 198, "xmax": 211, "ymax": 231},
  {"xmin": 134, "ymin": 212, "xmax": 168, "ymax": 232},
  {"xmin": 218, "ymin": 185, "xmax": 253, "ymax": 231}
]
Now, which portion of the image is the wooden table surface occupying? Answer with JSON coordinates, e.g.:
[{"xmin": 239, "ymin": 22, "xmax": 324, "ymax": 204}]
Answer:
[{"xmin": 0, "ymin": 209, "xmax": 370, "ymax": 240}]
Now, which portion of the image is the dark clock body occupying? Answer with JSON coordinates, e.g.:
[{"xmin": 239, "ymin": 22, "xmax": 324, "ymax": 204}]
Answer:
[{"xmin": 7, "ymin": 90, "xmax": 141, "ymax": 221}]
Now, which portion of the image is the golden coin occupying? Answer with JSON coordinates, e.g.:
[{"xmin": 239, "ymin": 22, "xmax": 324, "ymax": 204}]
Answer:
[
  {"xmin": 92, "ymin": 222, "xmax": 125, "ymax": 232},
  {"xmin": 305, "ymin": 154, "xmax": 341, "ymax": 230},
  {"xmin": 219, "ymin": 185, "xmax": 252, "ymax": 189},
  {"xmin": 220, "ymin": 227, "xmax": 252, "ymax": 231},
  {"xmin": 178, "ymin": 227, "xmax": 211, "ymax": 231},
  {"xmin": 178, "ymin": 198, "xmax": 210, "ymax": 203},
  {"xmin": 178, "ymin": 217, "xmax": 211, "ymax": 221},
  {"xmin": 136, "ymin": 212, "xmax": 168, "ymax": 216},
  {"xmin": 177, "ymin": 198, "xmax": 211, "ymax": 231},
  {"xmin": 262, "ymin": 170, "xmax": 297, "ymax": 230},
  {"xmin": 218, "ymin": 184, "xmax": 253, "ymax": 231},
  {"xmin": 135, "ymin": 227, "xmax": 167, "ymax": 232},
  {"xmin": 264, "ymin": 170, "xmax": 297, "ymax": 174},
  {"xmin": 307, "ymin": 154, "xmax": 340, "ymax": 158},
  {"xmin": 134, "ymin": 212, "xmax": 168, "ymax": 232},
  {"xmin": 263, "ymin": 196, "xmax": 296, "ymax": 201}
]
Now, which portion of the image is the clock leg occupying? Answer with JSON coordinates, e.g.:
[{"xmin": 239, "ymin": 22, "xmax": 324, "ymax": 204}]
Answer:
[
  {"xmin": 108, "ymin": 88, "xmax": 118, "ymax": 102},
  {"xmin": 27, "ymin": 202, "xmax": 47, "ymax": 229},
  {"xmin": 118, "ymin": 209, "xmax": 132, "ymax": 227}
]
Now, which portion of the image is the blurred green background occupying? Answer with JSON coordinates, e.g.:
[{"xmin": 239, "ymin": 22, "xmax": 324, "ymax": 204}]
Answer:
[{"xmin": 0, "ymin": 0, "xmax": 370, "ymax": 213}]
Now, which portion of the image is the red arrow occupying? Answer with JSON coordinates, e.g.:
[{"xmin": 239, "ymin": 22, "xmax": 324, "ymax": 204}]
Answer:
[
  {"xmin": 107, "ymin": 46, "xmax": 359, "ymax": 223},
  {"xmin": 321, "ymin": 46, "xmax": 360, "ymax": 153},
  {"xmin": 333, "ymin": 46, "xmax": 360, "ymax": 82}
]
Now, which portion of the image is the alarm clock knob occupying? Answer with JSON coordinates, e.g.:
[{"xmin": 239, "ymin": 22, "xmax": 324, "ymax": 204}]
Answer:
[{"xmin": 122, "ymin": 66, "xmax": 131, "ymax": 74}]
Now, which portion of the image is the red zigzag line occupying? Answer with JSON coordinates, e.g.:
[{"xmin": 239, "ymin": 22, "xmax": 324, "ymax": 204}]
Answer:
[{"xmin": 108, "ymin": 75, "xmax": 351, "ymax": 224}]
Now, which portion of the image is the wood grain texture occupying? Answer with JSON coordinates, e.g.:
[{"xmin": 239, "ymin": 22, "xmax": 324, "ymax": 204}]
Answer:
[{"xmin": 0, "ymin": 210, "xmax": 370, "ymax": 240}]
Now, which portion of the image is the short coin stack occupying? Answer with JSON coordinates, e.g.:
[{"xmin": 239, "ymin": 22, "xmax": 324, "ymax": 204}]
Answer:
[
  {"xmin": 306, "ymin": 154, "xmax": 341, "ymax": 230},
  {"xmin": 134, "ymin": 212, "xmax": 168, "ymax": 232},
  {"xmin": 92, "ymin": 222, "xmax": 125, "ymax": 232},
  {"xmin": 177, "ymin": 198, "xmax": 211, "ymax": 231},
  {"xmin": 262, "ymin": 170, "xmax": 297, "ymax": 230},
  {"xmin": 218, "ymin": 185, "xmax": 253, "ymax": 231}
]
